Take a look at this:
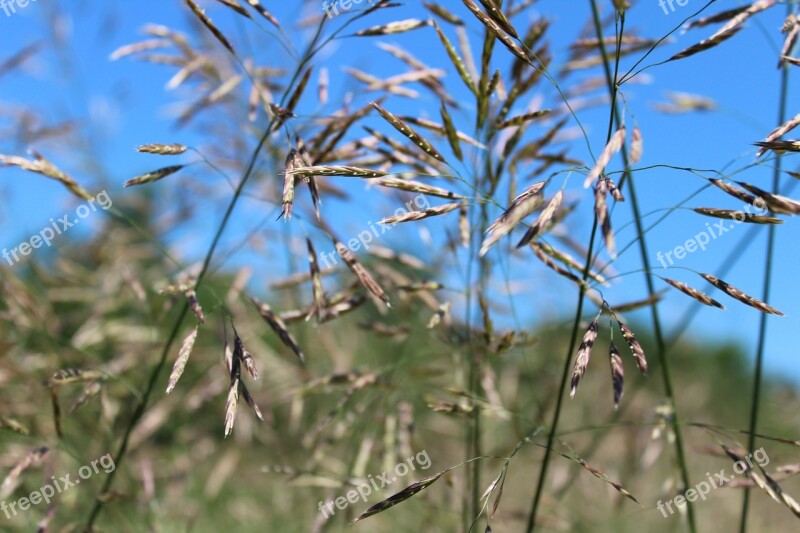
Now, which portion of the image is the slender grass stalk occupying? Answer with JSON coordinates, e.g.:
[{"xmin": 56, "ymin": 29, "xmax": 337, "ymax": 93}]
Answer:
[
  {"xmin": 587, "ymin": 3, "xmax": 697, "ymax": 531},
  {"xmin": 525, "ymin": 219, "xmax": 598, "ymax": 532},
  {"xmin": 740, "ymin": 5, "xmax": 794, "ymax": 530},
  {"xmin": 526, "ymin": 8, "xmax": 633, "ymax": 530}
]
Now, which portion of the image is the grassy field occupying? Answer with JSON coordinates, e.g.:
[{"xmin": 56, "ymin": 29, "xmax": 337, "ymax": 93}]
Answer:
[{"xmin": 1, "ymin": 1, "xmax": 800, "ymax": 531}]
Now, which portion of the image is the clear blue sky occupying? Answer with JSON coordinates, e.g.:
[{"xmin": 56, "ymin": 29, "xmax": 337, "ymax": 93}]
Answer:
[{"xmin": 1, "ymin": 0, "xmax": 798, "ymax": 383}]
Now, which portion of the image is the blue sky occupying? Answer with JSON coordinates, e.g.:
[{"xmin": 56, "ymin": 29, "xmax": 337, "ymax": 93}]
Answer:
[{"xmin": 1, "ymin": 0, "xmax": 798, "ymax": 383}]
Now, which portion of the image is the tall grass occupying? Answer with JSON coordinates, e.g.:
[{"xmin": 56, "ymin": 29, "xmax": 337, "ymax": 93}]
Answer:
[{"xmin": 0, "ymin": 1, "xmax": 799, "ymax": 532}]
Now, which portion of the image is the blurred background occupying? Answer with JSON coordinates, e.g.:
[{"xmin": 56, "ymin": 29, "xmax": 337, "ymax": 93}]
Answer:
[{"xmin": 0, "ymin": 0, "xmax": 799, "ymax": 531}]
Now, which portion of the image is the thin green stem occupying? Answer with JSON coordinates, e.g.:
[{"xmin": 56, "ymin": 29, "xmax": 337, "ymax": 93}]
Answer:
[
  {"xmin": 739, "ymin": 5, "xmax": 793, "ymax": 529},
  {"xmin": 525, "ymin": 219, "xmax": 599, "ymax": 532}
]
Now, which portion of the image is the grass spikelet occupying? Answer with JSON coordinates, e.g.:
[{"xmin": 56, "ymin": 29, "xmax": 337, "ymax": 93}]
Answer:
[
  {"xmin": 136, "ymin": 143, "xmax": 187, "ymax": 155},
  {"xmin": 352, "ymin": 469, "xmax": 448, "ymax": 522},
  {"xmin": 124, "ymin": 164, "xmax": 184, "ymax": 188},
  {"xmin": 215, "ymin": 0, "xmax": 251, "ymax": 18},
  {"xmin": 69, "ymin": 382, "xmax": 102, "ymax": 413},
  {"xmin": 0, "ymin": 416, "xmax": 29, "ymax": 436},
  {"xmin": 710, "ymin": 0, "xmax": 777, "ymax": 42},
  {"xmin": 584, "ymin": 125, "xmax": 625, "ymax": 188},
  {"xmin": 0, "ymin": 153, "xmax": 92, "ymax": 201},
  {"xmin": 109, "ymin": 39, "xmax": 171, "ymax": 61},
  {"xmin": 606, "ymin": 178, "xmax": 625, "ymax": 201},
  {"xmin": 663, "ymin": 278, "xmax": 726, "ymax": 309},
  {"xmin": 434, "ymin": 22, "xmax": 478, "ymax": 95},
  {"xmin": 376, "ymin": 177, "xmax": 462, "ymax": 199},
  {"xmin": 243, "ymin": 0, "xmax": 280, "ymax": 28},
  {"xmin": 460, "ymin": 0, "xmax": 530, "ymax": 64},
  {"xmin": 782, "ymin": 56, "xmax": 800, "ymax": 67},
  {"xmin": 0, "ymin": 43, "xmax": 40, "ymax": 78},
  {"xmin": 239, "ymin": 378, "xmax": 263, "ymax": 422},
  {"xmin": 668, "ymin": 26, "xmax": 744, "ymax": 62},
  {"xmin": 478, "ymin": 0, "xmax": 518, "ymax": 39},
  {"xmin": 379, "ymin": 202, "xmax": 460, "ymax": 225},
  {"xmin": 480, "ymin": 182, "xmax": 544, "ymax": 256},
  {"xmin": 721, "ymin": 445, "xmax": 800, "ymax": 517},
  {"xmin": 440, "ymin": 102, "xmax": 463, "ymax": 160},
  {"xmin": 692, "ymin": 207, "xmax": 783, "ymax": 224},
  {"xmin": 427, "ymin": 301, "xmax": 450, "ymax": 329},
  {"xmin": 183, "ymin": 0, "xmax": 236, "ymax": 55},
  {"xmin": 496, "ymin": 109, "xmax": 551, "ymax": 129},
  {"xmin": 595, "ymin": 180, "xmax": 616, "ymax": 258},
  {"xmin": 754, "ymin": 464, "xmax": 800, "ymax": 518},
  {"xmin": 609, "ymin": 342, "xmax": 624, "ymax": 410},
  {"xmin": 1, "ymin": 447, "xmax": 49, "ymax": 489},
  {"xmin": 224, "ymin": 375, "xmax": 240, "ymax": 437},
  {"xmin": 158, "ymin": 279, "xmax": 195, "ymax": 295},
  {"xmin": 532, "ymin": 242, "xmax": 609, "ymax": 286},
  {"xmin": 177, "ymin": 75, "xmax": 243, "ymax": 126},
  {"xmin": 250, "ymin": 296, "xmax": 307, "ymax": 362},
  {"xmin": 756, "ymin": 112, "xmax": 800, "ymax": 157},
  {"xmin": 754, "ymin": 140, "xmax": 800, "ymax": 153},
  {"xmin": 368, "ymin": 246, "xmax": 426, "ymax": 269},
  {"xmin": 683, "ymin": 5, "xmax": 752, "ymax": 31},
  {"xmin": 700, "ymin": 273, "xmax": 784, "ymax": 316},
  {"xmin": 235, "ymin": 333, "xmax": 259, "ymax": 381},
  {"xmin": 424, "ymin": 2, "xmax": 464, "ymax": 25},
  {"xmin": 334, "ymin": 241, "xmax": 391, "ymax": 306},
  {"xmin": 318, "ymin": 67, "xmax": 329, "ymax": 105},
  {"xmin": 46, "ymin": 368, "xmax": 105, "ymax": 386},
  {"xmin": 166, "ymin": 56, "xmax": 207, "ymax": 90},
  {"xmin": 268, "ymin": 103, "xmax": 296, "ymax": 122},
  {"xmin": 530, "ymin": 245, "xmax": 586, "ymax": 288},
  {"xmin": 618, "ymin": 322, "xmax": 648, "ymax": 375},
  {"xmin": 370, "ymin": 102, "xmax": 445, "ymax": 162},
  {"xmin": 166, "ymin": 325, "xmax": 199, "ymax": 394},
  {"xmin": 399, "ymin": 116, "xmax": 486, "ymax": 148},
  {"xmin": 288, "ymin": 165, "xmax": 386, "ymax": 178},
  {"xmin": 185, "ymin": 288, "xmax": 205, "ymax": 323},
  {"xmin": 569, "ymin": 318, "xmax": 599, "ymax": 398},
  {"xmin": 551, "ymin": 447, "xmax": 641, "ymax": 505},
  {"xmin": 779, "ymin": 15, "xmax": 800, "ymax": 67},
  {"xmin": 734, "ymin": 181, "xmax": 800, "ymax": 214},
  {"xmin": 709, "ymin": 178, "xmax": 758, "ymax": 205},
  {"xmin": 320, "ymin": 295, "xmax": 368, "ymax": 323},
  {"xmin": 356, "ymin": 19, "xmax": 430, "ymax": 37},
  {"xmin": 629, "ymin": 126, "xmax": 643, "ymax": 164},
  {"xmin": 305, "ymin": 238, "xmax": 325, "ymax": 323},
  {"xmin": 516, "ymin": 189, "xmax": 563, "ymax": 248},
  {"xmin": 281, "ymin": 150, "xmax": 296, "ymax": 220},
  {"xmin": 652, "ymin": 91, "xmax": 717, "ymax": 114}
]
